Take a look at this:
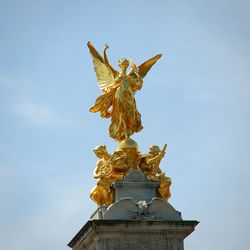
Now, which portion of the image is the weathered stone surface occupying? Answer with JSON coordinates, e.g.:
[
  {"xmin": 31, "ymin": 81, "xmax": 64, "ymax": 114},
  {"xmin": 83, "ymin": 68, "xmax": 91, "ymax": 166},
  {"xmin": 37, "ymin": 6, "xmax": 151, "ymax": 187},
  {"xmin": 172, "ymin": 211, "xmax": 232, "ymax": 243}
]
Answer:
[
  {"xmin": 113, "ymin": 169, "xmax": 160, "ymax": 202},
  {"xmin": 69, "ymin": 170, "xmax": 198, "ymax": 249},
  {"xmin": 91, "ymin": 170, "xmax": 181, "ymax": 221},
  {"xmin": 68, "ymin": 220, "xmax": 199, "ymax": 250},
  {"xmin": 102, "ymin": 197, "xmax": 182, "ymax": 221}
]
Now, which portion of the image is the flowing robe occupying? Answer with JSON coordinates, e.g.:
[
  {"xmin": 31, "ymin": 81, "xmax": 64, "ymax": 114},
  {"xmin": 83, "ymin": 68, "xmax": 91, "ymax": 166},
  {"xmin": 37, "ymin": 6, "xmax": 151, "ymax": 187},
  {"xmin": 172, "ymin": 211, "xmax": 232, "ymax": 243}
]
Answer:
[{"xmin": 90, "ymin": 74, "xmax": 143, "ymax": 141}]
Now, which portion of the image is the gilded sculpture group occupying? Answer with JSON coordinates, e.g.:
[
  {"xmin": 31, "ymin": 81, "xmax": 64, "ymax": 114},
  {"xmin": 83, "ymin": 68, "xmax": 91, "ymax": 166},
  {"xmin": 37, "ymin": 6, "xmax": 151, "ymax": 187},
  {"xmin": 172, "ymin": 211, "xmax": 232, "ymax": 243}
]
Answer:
[
  {"xmin": 87, "ymin": 42, "xmax": 172, "ymax": 206},
  {"xmin": 90, "ymin": 143, "xmax": 171, "ymax": 206}
]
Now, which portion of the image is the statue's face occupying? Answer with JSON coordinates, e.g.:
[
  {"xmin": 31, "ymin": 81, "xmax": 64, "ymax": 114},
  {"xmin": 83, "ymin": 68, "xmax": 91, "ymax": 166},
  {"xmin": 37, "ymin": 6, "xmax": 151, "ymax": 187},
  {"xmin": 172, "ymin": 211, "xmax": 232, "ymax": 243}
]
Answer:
[
  {"xmin": 93, "ymin": 145, "xmax": 106, "ymax": 158},
  {"xmin": 149, "ymin": 146, "xmax": 160, "ymax": 156},
  {"xmin": 118, "ymin": 58, "xmax": 129, "ymax": 71},
  {"xmin": 94, "ymin": 150, "xmax": 104, "ymax": 158}
]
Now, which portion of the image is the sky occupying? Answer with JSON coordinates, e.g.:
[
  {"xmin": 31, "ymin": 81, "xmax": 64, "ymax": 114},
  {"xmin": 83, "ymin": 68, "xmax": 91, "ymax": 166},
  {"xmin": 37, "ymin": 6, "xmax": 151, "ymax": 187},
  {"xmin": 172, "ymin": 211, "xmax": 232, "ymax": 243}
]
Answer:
[{"xmin": 0, "ymin": 0, "xmax": 250, "ymax": 249}]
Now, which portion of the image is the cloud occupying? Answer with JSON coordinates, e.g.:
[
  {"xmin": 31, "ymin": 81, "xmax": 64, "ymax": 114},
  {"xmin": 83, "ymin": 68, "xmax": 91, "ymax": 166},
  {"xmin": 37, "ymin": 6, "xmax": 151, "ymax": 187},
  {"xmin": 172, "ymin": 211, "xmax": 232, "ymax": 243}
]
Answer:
[
  {"xmin": 0, "ymin": 71, "xmax": 79, "ymax": 127},
  {"xmin": 12, "ymin": 101, "xmax": 71, "ymax": 126}
]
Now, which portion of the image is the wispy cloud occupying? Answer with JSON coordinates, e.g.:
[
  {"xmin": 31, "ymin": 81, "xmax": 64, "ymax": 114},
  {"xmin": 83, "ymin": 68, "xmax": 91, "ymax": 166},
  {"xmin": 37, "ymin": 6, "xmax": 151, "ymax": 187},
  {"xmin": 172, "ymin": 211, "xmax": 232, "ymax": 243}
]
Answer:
[
  {"xmin": 0, "ymin": 71, "xmax": 79, "ymax": 127},
  {"xmin": 12, "ymin": 101, "xmax": 72, "ymax": 126}
]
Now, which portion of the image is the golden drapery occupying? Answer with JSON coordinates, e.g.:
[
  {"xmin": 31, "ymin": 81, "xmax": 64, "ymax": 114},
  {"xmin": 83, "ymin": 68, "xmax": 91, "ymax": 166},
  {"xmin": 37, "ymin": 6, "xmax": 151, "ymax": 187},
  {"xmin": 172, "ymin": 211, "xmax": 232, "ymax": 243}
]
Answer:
[{"xmin": 90, "ymin": 74, "xmax": 143, "ymax": 141}]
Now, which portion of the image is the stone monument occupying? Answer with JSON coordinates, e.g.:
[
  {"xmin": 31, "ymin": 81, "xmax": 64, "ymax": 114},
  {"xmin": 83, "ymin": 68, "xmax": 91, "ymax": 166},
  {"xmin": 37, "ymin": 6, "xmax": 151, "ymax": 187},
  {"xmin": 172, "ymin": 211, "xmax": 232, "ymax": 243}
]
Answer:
[{"xmin": 68, "ymin": 42, "xmax": 198, "ymax": 250}]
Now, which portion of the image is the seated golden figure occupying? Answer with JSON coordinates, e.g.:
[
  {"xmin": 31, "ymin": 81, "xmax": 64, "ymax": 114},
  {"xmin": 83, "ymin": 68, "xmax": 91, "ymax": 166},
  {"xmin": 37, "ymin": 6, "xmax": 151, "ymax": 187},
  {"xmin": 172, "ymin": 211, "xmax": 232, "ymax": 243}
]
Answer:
[
  {"xmin": 138, "ymin": 144, "xmax": 172, "ymax": 201},
  {"xmin": 90, "ymin": 145, "xmax": 114, "ymax": 206},
  {"xmin": 90, "ymin": 145, "xmax": 130, "ymax": 206}
]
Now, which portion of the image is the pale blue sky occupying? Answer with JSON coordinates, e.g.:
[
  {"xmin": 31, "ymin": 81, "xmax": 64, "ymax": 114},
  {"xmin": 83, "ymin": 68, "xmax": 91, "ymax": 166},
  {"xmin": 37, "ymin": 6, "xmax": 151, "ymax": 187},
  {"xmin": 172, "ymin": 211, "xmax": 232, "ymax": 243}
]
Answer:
[{"xmin": 1, "ymin": 1, "xmax": 250, "ymax": 249}]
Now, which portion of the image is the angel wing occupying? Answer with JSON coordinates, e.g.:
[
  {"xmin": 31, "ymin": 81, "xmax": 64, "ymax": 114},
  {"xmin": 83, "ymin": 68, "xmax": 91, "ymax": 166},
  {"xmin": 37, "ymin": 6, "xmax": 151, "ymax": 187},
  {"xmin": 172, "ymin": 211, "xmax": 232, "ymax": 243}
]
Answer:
[
  {"xmin": 129, "ymin": 54, "xmax": 162, "ymax": 78},
  {"xmin": 87, "ymin": 42, "xmax": 119, "ymax": 91}
]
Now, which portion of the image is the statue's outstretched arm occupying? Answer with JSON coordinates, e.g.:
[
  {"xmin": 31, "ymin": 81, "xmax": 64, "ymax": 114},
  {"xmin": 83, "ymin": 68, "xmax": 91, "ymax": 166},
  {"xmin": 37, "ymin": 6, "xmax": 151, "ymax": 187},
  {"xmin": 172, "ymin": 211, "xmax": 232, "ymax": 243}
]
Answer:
[
  {"xmin": 103, "ymin": 44, "xmax": 118, "ymax": 78},
  {"xmin": 146, "ymin": 153, "xmax": 164, "ymax": 165},
  {"xmin": 128, "ymin": 54, "xmax": 162, "ymax": 81}
]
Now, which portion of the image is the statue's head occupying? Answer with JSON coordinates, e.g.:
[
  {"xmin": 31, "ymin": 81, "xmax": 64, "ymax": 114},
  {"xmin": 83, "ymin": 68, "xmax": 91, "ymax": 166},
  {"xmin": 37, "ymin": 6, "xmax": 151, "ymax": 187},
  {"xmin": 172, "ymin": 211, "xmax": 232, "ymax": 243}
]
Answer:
[
  {"xmin": 118, "ymin": 58, "xmax": 129, "ymax": 71},
  {"xmin": 93, "ymin": 145, "xmax": 106, "ymax": 157},
  {"xmin": 149, "ymin": 145, "xmax": 161, "ymax": 155}
]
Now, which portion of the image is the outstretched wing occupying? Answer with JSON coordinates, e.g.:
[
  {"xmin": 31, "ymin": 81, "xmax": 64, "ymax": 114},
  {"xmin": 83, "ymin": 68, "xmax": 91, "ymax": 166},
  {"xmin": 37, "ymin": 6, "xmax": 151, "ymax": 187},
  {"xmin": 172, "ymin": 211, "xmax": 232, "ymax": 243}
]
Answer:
[
  {"xmin": 138, "ymin": 54, "xmax": 162, "ymax": 78},
  {"xmin": 87, "ymin": 42, "xmax": 117, "ymax": 90}
]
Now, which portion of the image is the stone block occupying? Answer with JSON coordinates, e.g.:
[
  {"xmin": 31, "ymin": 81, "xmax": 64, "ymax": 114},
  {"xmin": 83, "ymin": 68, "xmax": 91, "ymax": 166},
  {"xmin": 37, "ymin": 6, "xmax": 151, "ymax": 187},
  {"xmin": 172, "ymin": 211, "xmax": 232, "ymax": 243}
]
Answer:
[
  {"xmin": 68, "ymin": 220, "xmax": 199, "ymax": 250},
  {"xmin": 113, "ymin": 169, "xmax": 160, "ymax": 202}
]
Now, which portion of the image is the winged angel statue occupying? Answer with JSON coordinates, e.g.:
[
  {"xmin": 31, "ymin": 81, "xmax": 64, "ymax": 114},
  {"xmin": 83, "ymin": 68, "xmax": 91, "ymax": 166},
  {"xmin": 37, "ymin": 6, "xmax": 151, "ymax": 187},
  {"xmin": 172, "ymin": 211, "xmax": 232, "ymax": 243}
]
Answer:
[{"xmin": 88, "ymin": 42, "xmax": 162, "ymax": 142}]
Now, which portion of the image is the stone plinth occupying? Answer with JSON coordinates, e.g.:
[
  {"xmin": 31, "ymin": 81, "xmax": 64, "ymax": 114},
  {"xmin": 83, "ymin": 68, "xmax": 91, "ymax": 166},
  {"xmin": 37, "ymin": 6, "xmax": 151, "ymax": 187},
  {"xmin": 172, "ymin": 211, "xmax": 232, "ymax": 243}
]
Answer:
[
  {"xmin": 68, "ymin": 220, "xmax": 199, "ymax": 250},
  {"xmin": 69, "ymin": 170, "xmax": 199, "ymax": 249},
  {"xmin": 90, "ymin": 170, "xmax": 182, "ymax": 221},
  {"xmin": 113, "ymin": 169, "xmax": 159, "ymax": 203},
  {"xmin": 91, "ymin": 197, "xmax": 182, "ymax": 221}
]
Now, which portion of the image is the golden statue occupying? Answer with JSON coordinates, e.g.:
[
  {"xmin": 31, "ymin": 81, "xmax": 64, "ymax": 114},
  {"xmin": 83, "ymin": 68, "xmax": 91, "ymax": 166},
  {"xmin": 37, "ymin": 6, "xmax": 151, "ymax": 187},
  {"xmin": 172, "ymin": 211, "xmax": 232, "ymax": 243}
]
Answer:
[
  {"xmin": 87, "ymin": 43, "xmax": 172, "ymax": 206},
  {"xmin": 90, "ymin": 145, "xmax": 130, "ymax": 206},
  {"xmin": 90, "ymin": 145, "xmax": 114, "ymax": 206},
  {"xmin": 90, "ymin": 141, "xmax": 172, "ymax": 206},
  {"xmin": 87, "ymin": 42, "xmax": 162, "ymax": 142},
  {"xmin": 138, "ymin": 144, "xmax": 172, "ymax": 201}
]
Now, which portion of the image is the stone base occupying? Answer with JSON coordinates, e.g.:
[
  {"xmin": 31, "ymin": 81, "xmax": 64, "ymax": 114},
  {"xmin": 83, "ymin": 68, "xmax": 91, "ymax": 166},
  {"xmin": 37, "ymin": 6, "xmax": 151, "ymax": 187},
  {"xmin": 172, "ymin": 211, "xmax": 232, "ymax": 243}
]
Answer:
[
  {"xmin": 90, "ymin": 197, "xmax": 182, "ymax": 221},
  {"xmin": 113, "ymin": 169, "xmax": 160, "ymax": 203},
  {"xmin": 68, "ymin": 220, "xmax": 199, "ymax": 250}
]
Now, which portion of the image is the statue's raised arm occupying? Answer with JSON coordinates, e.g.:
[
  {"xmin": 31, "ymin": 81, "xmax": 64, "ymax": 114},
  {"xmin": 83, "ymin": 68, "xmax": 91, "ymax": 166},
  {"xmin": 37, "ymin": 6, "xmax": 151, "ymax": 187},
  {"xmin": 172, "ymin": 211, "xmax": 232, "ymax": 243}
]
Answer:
[{"xmin": 87, "ymin": 42, "xmax": 162, "ymax": 142}]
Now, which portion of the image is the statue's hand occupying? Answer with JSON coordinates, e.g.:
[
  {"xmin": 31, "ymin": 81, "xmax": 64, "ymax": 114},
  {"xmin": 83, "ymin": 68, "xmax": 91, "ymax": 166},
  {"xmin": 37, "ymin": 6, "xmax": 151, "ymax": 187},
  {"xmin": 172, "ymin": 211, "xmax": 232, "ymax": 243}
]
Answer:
[
  {"xmin": 104, "ymin": 43, "xmax": 109, "ymax": 49},
  {"xmin": 130, "ymin": 61, "xmax": 136, "ymax": 69},
  {"xmin": 129, "ymin": 60, "xmax": 138, "ymax": 73},
  {"xmin": 159, "ymin": 151, "xmax": 165, "ymax": 158}
]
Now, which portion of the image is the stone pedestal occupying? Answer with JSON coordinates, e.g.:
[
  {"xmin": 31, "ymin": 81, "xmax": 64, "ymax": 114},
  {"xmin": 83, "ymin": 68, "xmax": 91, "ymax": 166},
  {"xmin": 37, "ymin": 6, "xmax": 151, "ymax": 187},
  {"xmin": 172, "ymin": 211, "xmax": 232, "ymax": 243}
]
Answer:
[
  {"xmin": 68, "ymin": 220, "xmax": 198, "ymax": 250},
  {"xmin": 113, "ymin": 169, "xmax": 160, "ymax": 203},
  {"xmin": 68, "ymin": 170, "xmax": 199, "ymax": 249}
]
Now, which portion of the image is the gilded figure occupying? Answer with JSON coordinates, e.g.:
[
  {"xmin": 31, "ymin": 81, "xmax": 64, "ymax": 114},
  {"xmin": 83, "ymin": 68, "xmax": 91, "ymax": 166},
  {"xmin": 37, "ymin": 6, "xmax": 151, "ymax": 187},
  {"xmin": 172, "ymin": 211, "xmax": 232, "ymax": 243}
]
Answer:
[
  {"xmin": 87, "ymin": 42, "xmax": 162, "ymax": 142},
  {"xmin": 138, "ymin": 144, "xmax": 172, "ymax": 201},
  {"xmin": 87, "ymin": 43, "xmax": 172, "ymax": 205},
  {"xmin": 158, "ymin": 173, "xmax": 172, "ymax": 201},
  {"xmin": 90, "ymin": 145, "xmax": 130, "ymax": 206},
  {"xmin": 90, "ymin": 145, "xmax": 114, "ymax": 206}
]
